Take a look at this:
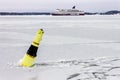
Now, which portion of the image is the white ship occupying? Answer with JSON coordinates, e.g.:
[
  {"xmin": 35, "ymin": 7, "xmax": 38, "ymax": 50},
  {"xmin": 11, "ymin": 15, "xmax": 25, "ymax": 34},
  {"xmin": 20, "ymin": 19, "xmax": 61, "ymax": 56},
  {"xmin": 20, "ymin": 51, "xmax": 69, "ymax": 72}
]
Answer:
[{"xmin": 51, "ymin": 6, "xmax": 85, "ymax": 16}]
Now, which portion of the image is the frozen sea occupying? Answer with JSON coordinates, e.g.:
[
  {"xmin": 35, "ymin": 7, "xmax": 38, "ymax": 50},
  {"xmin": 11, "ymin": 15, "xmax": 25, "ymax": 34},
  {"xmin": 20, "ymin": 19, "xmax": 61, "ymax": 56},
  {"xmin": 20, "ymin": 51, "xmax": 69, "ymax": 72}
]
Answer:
[{"xmin": 0, "ymin": 15, "xmax": 120, "ymax": 80}]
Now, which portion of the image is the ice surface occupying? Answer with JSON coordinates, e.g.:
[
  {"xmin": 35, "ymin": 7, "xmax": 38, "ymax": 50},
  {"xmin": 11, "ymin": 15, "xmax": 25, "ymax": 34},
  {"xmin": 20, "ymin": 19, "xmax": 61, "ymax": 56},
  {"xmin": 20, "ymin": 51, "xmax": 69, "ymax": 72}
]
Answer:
[{"xmin": 0, "ymin": 15, "xmax": 120, "ymax": 80}]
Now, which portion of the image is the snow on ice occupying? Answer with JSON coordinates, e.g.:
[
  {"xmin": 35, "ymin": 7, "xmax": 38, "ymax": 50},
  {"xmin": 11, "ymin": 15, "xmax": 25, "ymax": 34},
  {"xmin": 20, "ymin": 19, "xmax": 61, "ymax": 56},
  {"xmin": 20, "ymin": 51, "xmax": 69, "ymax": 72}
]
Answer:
[{"xmin": 0, "ymin": 15, "xmax": 120, "ymax": 80}]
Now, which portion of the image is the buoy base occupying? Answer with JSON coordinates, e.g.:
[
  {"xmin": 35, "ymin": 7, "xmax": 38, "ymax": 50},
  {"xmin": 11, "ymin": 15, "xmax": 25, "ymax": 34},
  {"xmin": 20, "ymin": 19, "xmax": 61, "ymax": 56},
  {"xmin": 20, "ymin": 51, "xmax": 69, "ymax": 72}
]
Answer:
[{"xmin": 19, "ymin": 54, "xmax": 35, "ymax": 67}]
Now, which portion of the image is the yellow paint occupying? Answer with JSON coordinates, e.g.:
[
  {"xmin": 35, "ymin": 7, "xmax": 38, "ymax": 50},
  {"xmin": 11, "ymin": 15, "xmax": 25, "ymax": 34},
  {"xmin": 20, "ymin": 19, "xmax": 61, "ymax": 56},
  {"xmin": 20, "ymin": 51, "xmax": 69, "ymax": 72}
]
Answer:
[
  {"xmin": 32, "ymin": 29, "xmax": 44, "ymax": 47},
  {"xmin": 19, "ymin": 54, "xmax": 35, "ymax": 67}
]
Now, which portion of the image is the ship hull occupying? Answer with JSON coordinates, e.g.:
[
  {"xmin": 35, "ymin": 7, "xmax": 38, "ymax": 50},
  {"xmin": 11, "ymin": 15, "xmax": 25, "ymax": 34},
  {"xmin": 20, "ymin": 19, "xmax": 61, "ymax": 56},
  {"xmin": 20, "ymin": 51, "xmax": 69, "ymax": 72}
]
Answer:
[{"xmin": 51, "ymin": 13, "xmax": 85, "ymax": 16}]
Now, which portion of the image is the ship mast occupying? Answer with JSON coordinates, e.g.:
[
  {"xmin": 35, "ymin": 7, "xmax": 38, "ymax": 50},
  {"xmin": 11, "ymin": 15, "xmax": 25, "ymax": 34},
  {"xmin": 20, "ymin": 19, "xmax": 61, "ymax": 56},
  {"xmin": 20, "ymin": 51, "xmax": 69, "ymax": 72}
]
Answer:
[{"xmin": 72, "ymin": 6, "xmax": 76, "ymax": 9}]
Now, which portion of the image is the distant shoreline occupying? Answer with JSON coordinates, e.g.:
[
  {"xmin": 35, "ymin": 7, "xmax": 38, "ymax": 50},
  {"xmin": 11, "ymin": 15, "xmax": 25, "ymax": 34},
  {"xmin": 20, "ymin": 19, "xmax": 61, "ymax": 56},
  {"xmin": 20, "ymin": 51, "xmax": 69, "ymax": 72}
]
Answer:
[
  {"xmin": 0, "ymin": 10, "xmax": 120, "ymax": 15},
  {"xmin": 0, "ymin": 12, "xmax": 50, "ymax": 15}
]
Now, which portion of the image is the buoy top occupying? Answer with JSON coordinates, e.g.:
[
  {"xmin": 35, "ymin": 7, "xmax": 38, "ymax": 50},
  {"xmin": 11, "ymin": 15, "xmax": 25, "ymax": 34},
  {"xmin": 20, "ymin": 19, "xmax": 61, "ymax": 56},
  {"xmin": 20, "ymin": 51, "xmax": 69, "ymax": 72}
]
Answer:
[{"xmin": 32, "ymin": 29, "xmax": 44, "ymax": 47}]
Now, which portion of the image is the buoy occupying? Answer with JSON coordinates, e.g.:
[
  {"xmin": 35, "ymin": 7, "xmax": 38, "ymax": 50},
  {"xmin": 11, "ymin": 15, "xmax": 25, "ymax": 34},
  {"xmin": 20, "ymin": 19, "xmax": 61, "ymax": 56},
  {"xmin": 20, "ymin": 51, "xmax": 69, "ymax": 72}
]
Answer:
[{"xmin": 19, "ymin": 29, "xmax": 44, "ymax": 67}]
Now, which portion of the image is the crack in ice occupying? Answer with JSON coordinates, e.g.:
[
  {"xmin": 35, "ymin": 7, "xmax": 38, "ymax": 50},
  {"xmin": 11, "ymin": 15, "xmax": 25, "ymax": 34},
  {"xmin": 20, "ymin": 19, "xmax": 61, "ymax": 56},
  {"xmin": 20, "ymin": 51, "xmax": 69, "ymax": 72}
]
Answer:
[{"xmin": 66, "ymin": 57, "xmax": 120, "ymax": 80}]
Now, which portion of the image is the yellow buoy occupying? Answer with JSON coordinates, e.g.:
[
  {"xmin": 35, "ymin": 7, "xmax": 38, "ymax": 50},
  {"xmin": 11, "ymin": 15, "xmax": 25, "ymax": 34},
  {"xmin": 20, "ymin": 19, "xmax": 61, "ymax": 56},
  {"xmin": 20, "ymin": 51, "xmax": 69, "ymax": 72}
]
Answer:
[{"xmin": 19, "ymin": 29, "xmax": 44, "ymax": 67}]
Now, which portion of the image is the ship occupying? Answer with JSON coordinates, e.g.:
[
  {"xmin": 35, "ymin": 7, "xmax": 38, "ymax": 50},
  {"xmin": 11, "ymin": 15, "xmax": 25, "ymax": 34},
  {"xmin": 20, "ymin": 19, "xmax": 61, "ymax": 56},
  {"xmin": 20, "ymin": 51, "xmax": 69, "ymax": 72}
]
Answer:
[{"xmin": 51, "ymin": 6, "xmax": 85, "ymax": 16}]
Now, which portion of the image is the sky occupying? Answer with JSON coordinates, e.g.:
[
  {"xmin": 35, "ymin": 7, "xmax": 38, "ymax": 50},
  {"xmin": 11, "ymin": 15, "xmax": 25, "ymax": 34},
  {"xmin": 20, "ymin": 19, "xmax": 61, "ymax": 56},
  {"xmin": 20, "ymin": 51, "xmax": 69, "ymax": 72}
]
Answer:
[{"xmin": 0, "ymin": 0, "xmax": 120, "ymax": 12}]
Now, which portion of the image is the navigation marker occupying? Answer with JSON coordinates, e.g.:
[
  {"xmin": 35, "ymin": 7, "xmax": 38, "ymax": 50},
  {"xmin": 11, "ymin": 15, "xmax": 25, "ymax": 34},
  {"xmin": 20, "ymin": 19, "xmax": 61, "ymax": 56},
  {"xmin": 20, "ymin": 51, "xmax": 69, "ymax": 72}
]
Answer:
[{"xmin": 19, "ymin": 29, "xmax": 44, "ymax": 67}]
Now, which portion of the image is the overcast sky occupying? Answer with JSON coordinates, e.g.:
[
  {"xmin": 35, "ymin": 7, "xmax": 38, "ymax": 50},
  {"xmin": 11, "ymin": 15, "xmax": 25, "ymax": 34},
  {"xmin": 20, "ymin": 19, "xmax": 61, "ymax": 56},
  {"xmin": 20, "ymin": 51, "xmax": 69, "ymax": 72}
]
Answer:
[{"xmin": 0, "ymin": 0, "xmax": 120, "ymax": 12}]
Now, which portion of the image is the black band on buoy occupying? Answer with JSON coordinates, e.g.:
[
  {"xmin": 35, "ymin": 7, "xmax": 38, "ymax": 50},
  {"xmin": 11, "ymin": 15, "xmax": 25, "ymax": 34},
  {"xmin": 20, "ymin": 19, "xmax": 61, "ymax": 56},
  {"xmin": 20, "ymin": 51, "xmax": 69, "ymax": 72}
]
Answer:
[{"xmin": 27, "ymin": 45, "xmax": 38, "ymax": 57}]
